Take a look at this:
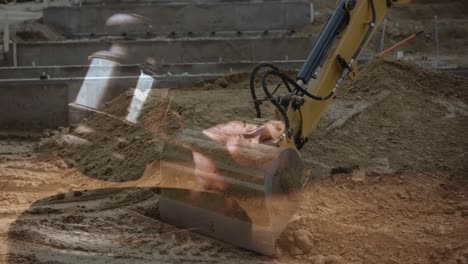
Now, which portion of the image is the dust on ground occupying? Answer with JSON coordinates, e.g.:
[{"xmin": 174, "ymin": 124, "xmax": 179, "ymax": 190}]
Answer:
[{"xmin": 1, "ymin": 59, "xmax": 468, "ymax": 264}]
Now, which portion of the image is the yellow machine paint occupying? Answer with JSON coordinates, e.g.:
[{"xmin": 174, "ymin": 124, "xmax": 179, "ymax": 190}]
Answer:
[{"xmin": 286, "ymin": 0, "xmax": 409, "ymax": 145}]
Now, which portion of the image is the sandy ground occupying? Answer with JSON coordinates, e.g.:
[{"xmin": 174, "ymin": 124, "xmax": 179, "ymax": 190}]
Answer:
[
  {"xmin": 1, "ymin": 142, "xmax": 467, "ymax": 264},
  {"xmin": 1, "ymin": 60, "xmax": 467, "ymax": 263}
]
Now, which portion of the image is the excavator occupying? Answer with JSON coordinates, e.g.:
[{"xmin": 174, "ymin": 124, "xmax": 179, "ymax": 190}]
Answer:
[
  {"xmin": 156, "ymin": 0, "xmax": 411, "ymax": 256},
  {"xmin": 70, "ymin": 0, "xmax": 410, "ymax": 256}
]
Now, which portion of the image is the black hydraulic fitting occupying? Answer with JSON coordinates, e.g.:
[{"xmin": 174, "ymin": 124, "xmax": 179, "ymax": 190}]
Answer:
[{"xmin": 346, "ymin": 0, "xmax": 357, "ymax": 11}]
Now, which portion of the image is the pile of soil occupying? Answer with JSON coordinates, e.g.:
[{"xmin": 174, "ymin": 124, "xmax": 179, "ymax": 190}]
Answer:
[
  {"xmin": 305, "ymin": 59, "xmax": 468, "ymax": 177},
  {"xmin": 39, "ymin": 59, "xmax": 468, "ymax": 181},
  {"xmin": 38, "ymin": 89, "xmax": 178, "ymax": 182},
  {"xmin": 37, "ymin": 74, "xmax": 251, "ymax": 182}
]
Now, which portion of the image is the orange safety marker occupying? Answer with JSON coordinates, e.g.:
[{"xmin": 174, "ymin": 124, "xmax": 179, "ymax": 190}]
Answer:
[{"xmin": 378, "ymin": 31, "xmax": 424, "ymax": 58}]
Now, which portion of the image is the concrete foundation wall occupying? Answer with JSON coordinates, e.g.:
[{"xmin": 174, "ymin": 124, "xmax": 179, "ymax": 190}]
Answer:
[
  {"xmin": 0, "ymin": 82, "xmax": 69, "ymax": 129},
  {"xmin": 10, "ymin": 37, "xmax": 314, "ymax": 66},
  {"xmin": 0, "ymin": 65, "xmax": 127, "ymax": 80},
  {"xmin": 0, "ymin": 73, "xmax": 227, "ymax": 128},
  {"xmin": 44, "ymin": 2, "xmax": 313, "ymax": 36},
  {"xmin": 0, "ymin": 60, "xmax": 305, "ymax": 129},
  {"xmin": 1, "ymin": 66, "xmax": 465, "ymax": 129},
  {"xmin": 0, "ymin": 61, "xmax": 304, "ymax": 79}
]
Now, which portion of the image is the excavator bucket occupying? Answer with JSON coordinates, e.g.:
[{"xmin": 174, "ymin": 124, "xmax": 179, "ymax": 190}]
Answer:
[{"xmin": 158, "ymin": 121, "xmax": 305, "ymax": 255}]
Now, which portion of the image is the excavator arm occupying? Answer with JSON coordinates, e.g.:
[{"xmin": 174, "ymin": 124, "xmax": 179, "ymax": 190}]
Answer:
[
  {"xmin": 157, "ymin": 0, "xmax": 410, "ymax": 256},
  {"xmin": 251, "ymin": 0, "xmax": 410, "ymax": 149}
]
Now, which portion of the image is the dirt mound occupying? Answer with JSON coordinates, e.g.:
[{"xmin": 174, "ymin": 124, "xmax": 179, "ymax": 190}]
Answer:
[
  {"xmin": 348, "ymin": 59, "xmax": 468, "ymax": 98},
  {"xmin": 36, "ymin": 75, "xmax": 248, "ymax": 182},
  {"xmin": 305, "ymin": 59, "xmax": 468, "ymax": 177},
  {"xmin": 38, "ymin": 89, "xmax": 180, "ymax": 182},
  {"xmin": 38, "ymin": 59, "xmax": 468, "ymax": 182}
]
